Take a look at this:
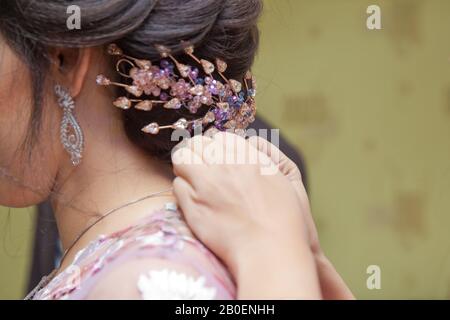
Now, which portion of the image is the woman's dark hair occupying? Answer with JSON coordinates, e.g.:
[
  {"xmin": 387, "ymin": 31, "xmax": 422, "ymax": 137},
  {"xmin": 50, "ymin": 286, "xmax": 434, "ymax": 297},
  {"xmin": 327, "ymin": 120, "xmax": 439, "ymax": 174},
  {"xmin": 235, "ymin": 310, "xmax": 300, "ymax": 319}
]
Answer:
[{"xmin": 0, "ymin": 0, "xmax": 262, "ymax": 161}]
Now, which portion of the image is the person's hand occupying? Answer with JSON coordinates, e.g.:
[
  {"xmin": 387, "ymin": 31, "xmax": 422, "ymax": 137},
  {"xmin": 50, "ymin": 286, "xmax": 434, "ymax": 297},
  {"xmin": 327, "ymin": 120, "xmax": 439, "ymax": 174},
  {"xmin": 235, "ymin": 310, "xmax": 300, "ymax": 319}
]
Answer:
[
  {"xmin": 171, "ymin": 132, "xmax": 310, "ymax": 275},
  {"xmin": 247, "ymin": 136, "xmax": 354, "ymax": 299},
  {"xmin": 247, "ymin": 136, "xmax": 322, "ymax": 255}
]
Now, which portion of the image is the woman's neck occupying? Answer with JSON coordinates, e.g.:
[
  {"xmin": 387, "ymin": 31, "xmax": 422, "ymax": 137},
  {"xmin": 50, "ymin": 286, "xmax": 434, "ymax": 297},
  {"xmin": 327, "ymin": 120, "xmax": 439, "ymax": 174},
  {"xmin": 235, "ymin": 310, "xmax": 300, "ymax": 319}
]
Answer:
[{"xmin": 50, "ymin": 97, "xmax": 176, "ymax": 270}]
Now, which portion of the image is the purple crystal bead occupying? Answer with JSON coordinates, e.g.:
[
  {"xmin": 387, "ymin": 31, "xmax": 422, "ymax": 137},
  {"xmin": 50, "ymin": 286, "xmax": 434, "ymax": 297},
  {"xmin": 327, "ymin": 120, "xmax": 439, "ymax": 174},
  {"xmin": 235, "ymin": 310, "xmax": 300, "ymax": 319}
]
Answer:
[
  {"xmin": 213, "ymin": 108, "xmax": 229, "ymax": 122},
  {"xmin": 208, "ymin": 85, "xmax": 219, "ymax": 95},
  {"xmin": 160, "ymin": 92, "xmax": 169, "ymax": 101},
  {"xmin": 228, "ymin": 95, "xmax": 239, "ymax": 108},
  {"xmin": 160, "ymin": 59, "xmax": 170, "ymax": 68},
  {"xmin": 214, "ymin": 122, "xmax": 225, "ymax": 131},
  {"xmin": 189, "ymin": 68, "xmax": 199, "ymax": 80}
]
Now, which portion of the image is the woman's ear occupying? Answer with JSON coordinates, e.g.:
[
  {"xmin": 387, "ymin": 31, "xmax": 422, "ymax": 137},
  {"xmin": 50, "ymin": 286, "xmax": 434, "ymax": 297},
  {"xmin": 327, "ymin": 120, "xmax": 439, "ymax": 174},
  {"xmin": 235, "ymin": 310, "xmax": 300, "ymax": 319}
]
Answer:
[{"xmin": 52, "ymin": 47, "xmax": 93, "ymax": 98}]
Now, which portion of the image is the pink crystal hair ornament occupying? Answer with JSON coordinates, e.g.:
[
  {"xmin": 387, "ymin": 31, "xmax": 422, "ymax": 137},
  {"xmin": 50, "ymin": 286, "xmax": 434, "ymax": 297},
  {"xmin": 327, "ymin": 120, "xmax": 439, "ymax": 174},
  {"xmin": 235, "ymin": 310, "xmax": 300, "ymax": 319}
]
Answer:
[
  {"xmin": 96, "ymin": 43, "xmax": 257, "ymax": 135},
  {"xmin": 54, "ymin": 85, "xmax": 84, "ymax": 166}
]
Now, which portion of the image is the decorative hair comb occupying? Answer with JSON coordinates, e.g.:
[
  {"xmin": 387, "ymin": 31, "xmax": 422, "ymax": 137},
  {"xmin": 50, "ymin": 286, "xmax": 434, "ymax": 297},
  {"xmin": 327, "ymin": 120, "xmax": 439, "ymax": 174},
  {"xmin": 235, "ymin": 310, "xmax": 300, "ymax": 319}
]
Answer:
[{"xmin": 96, "ymin": 43, "xmax": 257, "ymax": 135}]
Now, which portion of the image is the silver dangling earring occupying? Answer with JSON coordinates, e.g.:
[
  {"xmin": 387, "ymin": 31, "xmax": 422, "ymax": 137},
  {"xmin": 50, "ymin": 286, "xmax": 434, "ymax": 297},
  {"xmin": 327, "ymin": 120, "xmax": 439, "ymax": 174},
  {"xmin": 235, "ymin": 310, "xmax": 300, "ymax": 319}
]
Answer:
[{"xmin": 54, "ymin": 85, "xmax": 84, "ymax": 166}]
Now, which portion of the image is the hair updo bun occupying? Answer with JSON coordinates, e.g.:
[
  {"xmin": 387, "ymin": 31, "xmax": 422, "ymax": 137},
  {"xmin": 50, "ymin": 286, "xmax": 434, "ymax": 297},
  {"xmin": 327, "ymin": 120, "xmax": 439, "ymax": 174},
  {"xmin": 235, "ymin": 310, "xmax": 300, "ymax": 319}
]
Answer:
[{"xmin": 0, "ymin": 0, "xmax": 262, "ymax": 162}]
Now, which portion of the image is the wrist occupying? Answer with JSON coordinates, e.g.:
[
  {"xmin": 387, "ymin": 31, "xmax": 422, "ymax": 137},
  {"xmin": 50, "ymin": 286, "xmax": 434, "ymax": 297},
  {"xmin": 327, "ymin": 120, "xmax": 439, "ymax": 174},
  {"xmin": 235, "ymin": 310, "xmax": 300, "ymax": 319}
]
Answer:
[
  {"xmin": 230, "ymin": 231, "xmax": 310, "ymax": 279},
  {"xmin": 232, "ymin": 236, "xmax": 321, "ymax": 299}
]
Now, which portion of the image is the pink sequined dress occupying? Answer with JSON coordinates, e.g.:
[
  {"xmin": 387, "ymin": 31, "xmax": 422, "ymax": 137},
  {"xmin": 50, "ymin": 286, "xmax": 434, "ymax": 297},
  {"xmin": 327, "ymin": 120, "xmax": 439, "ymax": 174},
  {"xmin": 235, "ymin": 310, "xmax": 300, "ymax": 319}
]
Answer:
[{"xmin": 27, "ymin": 203, "xmax": 236, "ymax": 300}]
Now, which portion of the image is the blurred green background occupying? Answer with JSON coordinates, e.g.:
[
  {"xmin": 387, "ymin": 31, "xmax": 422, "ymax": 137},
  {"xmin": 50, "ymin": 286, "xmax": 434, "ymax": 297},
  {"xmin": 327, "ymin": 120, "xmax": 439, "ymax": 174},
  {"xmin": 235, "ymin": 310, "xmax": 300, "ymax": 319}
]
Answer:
[{"xmin": 1, "ymin": 0, "xmax": 450, "ymax": 299}]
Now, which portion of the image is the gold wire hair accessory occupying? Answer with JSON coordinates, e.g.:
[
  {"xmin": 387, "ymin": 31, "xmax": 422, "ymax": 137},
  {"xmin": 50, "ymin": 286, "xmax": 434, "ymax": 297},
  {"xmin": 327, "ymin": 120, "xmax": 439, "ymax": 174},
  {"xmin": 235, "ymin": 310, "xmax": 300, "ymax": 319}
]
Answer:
[{"xmin": 96, "ymin": 43, "xmax": 257, "ymax": 135}]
